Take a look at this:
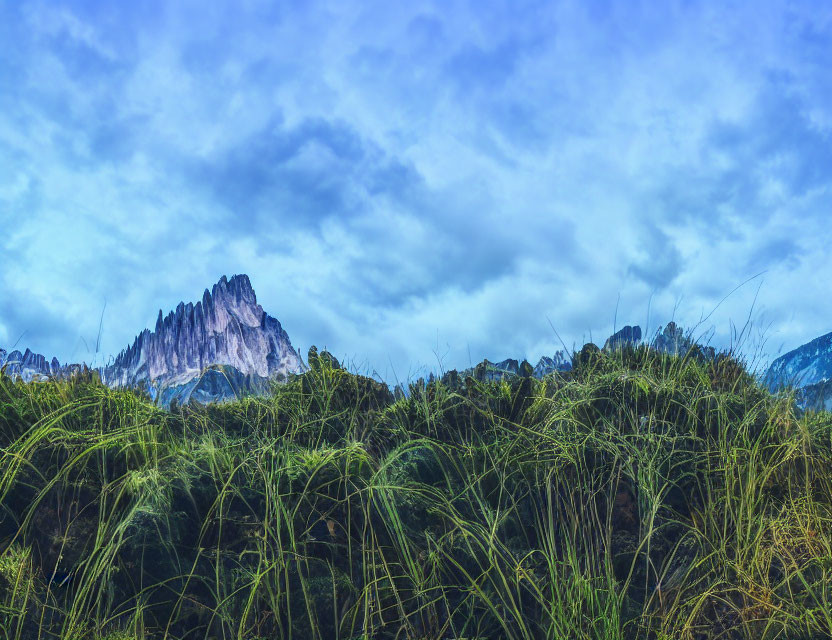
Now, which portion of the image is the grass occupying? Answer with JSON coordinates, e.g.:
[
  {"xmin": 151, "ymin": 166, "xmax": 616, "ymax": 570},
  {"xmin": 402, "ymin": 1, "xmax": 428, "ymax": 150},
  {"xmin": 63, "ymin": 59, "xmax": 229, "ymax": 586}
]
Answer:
[{"xmin": 0, "ymin": 343, "xmax": 830, "ymax": 639}]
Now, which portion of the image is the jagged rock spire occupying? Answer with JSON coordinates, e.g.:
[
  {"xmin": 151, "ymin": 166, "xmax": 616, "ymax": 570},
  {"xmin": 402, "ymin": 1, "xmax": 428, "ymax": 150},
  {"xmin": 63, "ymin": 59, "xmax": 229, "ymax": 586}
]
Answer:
[{"xmin": 101, "ymin": 274, "xmax": 304, "ymax": 388}]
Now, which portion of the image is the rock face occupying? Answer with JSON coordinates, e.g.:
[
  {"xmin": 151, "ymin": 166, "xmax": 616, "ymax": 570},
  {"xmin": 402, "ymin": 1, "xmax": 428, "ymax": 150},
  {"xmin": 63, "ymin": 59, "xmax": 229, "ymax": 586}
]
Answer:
[
  {"xmin": 650, "ymin": 321, "xmax": 691, "ymax": 355},
  {"xmin": 1, "ymin": 274, "xmax": 305, "ymax": 406}
]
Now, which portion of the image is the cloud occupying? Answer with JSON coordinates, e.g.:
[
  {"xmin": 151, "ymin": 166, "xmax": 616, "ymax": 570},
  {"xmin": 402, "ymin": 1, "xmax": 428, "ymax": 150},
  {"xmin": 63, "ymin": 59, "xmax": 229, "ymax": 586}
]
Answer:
[
  {"xmin": 627, "ymin": 224, "xmax": 683, "ymax": 291},
  {"xmin": 1, "ymin": 0, "xmax": 832, "ymax": 379},
  {"xmin": 444, "ymin": 38, "xmax": 530, "ymax": 95},
  {"xmin": 0, "ymin": 281, "xmax": 85, "ymax": 360},
  {"xmin": 202, "ymin": 116, "xmax": 423, "ymax": 230},
  {"xmin": 744, "ymin": 237, "xmax": 801, "ymax": 274},
  {"xmin": 700, "ymin": 77, "xmax": 832, "ymax": 217}
]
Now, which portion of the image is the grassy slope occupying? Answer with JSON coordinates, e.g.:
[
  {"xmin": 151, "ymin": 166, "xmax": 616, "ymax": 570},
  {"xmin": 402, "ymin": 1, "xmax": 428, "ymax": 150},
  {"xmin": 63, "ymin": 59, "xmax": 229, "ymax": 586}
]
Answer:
[{"xmin": 0, "ymin": 345, "xmax": 830, "ymax": 640}]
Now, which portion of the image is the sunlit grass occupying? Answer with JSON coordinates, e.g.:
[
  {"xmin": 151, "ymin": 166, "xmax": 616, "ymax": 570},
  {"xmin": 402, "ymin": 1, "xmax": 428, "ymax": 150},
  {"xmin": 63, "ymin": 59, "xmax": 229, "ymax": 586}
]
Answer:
[{"xmin": 0, "ymin": 344, "xmax": 830, "ymax": 639}]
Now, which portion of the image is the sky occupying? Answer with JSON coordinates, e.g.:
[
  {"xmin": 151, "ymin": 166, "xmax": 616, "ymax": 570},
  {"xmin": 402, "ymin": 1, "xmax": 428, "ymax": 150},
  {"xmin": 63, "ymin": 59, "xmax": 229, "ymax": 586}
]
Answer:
[{"xmin": 1, "ymin": 0, "xmax": 831, "ymax": 382}]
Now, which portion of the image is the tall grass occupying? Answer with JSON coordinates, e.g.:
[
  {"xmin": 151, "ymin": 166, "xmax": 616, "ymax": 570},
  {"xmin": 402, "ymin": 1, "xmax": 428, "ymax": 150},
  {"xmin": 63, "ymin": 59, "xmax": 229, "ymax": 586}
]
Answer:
[{"xmin": 0, "ymin": 344, "xmax": 830, "ymax": 639}]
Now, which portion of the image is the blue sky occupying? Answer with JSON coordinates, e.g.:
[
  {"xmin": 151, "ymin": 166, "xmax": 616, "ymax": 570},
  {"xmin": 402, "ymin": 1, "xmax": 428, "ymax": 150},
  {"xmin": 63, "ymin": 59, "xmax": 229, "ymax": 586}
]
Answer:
[{"xmin": 1, "ymin": 0, "xmax": 831, "ymax": 380}]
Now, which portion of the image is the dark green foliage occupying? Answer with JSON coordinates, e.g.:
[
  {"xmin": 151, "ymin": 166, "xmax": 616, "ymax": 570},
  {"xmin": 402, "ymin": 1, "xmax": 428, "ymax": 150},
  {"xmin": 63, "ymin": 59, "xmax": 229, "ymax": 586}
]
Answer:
[{"xmin": 0, "ymin": 346, "xmax": 831, "ymax": 640}]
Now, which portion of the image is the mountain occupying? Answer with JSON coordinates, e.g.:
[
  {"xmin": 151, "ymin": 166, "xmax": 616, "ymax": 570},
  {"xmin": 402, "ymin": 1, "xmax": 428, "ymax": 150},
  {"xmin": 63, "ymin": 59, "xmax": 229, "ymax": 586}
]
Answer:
[
  {"xmin": 155, "ymin": 364, "xmax": 275, "ymax": 408},
  {"xmin": 794, "ymin": 379, "xmax": 832, "ymax": 412},
  {"xmin": 100, "ymin": 274, "xmax": 303, "ymax": 388},
  {"xmin": 619, "ymin": 321, "xmax": 715, "ymax": 360},
  {"xmin": 533, "ymin": 353, "xmax": 573, "ymax": 377},
  {"xmin": 1, "ymin": 275, "xmax": 305, "ymax": 406},
  {"xmin": 0, "ymin": 347, "xmax": 54, "ymax": 381},
  {"xmin": 603, "ymin": 325, "xmax": 642, "ymax": 351},
  {"xmin": 764, "ymin": 331, "xmax": 832, "ymax": 391},
  {"xmin": 764, "ymin": 331, "xmax": 832, "ymax": 410}
]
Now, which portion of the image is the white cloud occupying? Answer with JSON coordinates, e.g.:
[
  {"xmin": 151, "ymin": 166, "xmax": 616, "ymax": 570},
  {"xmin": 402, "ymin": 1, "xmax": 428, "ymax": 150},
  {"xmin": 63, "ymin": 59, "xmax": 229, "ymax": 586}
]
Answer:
[{"xmin": 0, "ymin": 0, "xmax": 831, "ymax": 378}]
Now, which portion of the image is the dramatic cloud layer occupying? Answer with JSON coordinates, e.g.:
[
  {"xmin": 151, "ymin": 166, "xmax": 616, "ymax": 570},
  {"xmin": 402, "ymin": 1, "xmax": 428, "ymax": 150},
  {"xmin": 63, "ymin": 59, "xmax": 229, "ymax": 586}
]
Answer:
[{"xmin": 1, "ymin": 0, "xmax": 831, "ymax": 380}]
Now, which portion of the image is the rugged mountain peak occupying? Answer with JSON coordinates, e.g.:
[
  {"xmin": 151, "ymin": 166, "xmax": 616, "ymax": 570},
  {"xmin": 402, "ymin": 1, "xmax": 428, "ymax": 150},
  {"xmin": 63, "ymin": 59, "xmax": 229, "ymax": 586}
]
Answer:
[
  {"xmin": 443, "ymin": 350, "xmax": 572, "ymax": 384},
  {"xmin": 0, "ymin": 274, "xmax": 303, "ymax": 405},
  {"xmin": 650, "ymin": 321, "xmax": 692, "ymax": 355},
  {"xmin": 592, "ymin": 322, "xmax": 699, "ymax": 357},
  {"xmin": 101, "ymin": 274, "xmax": 305, "ymax": 390},
  {"xmin": 0, "ymin": 274, "xmax": 304, "ymax": 405}
]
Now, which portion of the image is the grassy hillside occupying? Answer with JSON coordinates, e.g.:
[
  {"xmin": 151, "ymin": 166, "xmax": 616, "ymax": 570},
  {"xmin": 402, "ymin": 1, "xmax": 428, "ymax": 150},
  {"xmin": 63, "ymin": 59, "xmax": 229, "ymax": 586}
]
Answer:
[{"xmin": 0, "ymin": 345, "xmax": 830, "ymax": 639}]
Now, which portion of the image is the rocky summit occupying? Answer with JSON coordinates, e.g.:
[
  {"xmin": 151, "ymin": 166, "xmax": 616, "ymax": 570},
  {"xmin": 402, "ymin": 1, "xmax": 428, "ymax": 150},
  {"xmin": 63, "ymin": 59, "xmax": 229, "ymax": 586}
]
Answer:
[
  {"xmin": 474, "ymin": 353, "xmax": 573, "ymax": 382},
  {"xmin": 0, "ymin": 275, "xmax": 306, "ymax": 406},
  {"xmin": 603, "ymin": 325, "xmax": 642, "ymax": 351},
  {"xmin": 101, "ymin": 274, "xmax": 303, "ymax": 388}
]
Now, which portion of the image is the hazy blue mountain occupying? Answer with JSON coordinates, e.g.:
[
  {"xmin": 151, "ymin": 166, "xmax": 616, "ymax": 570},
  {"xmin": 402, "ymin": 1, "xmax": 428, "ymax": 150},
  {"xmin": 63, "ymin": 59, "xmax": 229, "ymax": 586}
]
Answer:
[
  {"xmin": 533, "ymin": 353, "xmax": 573, "ymax": 377},
  {"xmin": 156, "ymin": 364, "xmax": 274, "ymax": 408},
  {"xmin": 765, "ymin": 331, "xmax": 832, "ymax": 391},
  {"xmin": 448, "ymin": 353, "xmax": 572, "ymax": 384},
  {"xmin": 617, "ymin": 321, "xmax": 716, "ymax": 360},
  {"xmin": 764, "ymin": 331, "xmax": 832, "ymax": 410}
]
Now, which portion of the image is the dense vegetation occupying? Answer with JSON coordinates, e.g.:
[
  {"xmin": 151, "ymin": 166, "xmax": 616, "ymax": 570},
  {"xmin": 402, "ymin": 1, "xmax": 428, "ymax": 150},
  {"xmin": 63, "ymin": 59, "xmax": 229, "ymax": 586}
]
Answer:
[{"xmin": 1, "ymin": 344, "xmax": 830, "ymax": 639}]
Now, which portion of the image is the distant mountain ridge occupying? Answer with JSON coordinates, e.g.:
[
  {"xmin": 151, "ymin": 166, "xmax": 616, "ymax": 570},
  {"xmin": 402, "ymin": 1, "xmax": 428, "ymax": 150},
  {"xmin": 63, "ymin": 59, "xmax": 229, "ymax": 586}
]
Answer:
[
  {"xmin": 0, "ymin": 274, "xmax": 305, "ymax": 406},
  {"xmin": 2, "ymin": 285, "xmax": 754, "ymax": 408},
  {"xmin": 421, "ymin": 322, "xmax": 706, "ymax": 388},
  {"xmin": 0, "ymin": 347, "xmax": 87, "ymax": 382},
  {"xmin": 457, "ymin": 352, "xmax": 573, "ymax": 383},
  {"xmin": 437, "ymin": 323, "xmax": 832, "ymax": 412}
]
